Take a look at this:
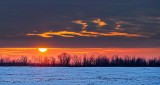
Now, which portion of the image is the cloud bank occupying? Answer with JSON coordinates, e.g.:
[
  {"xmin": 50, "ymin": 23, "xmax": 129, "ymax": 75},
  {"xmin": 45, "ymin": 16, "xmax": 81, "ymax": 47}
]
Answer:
[{"xmin": 27, "ymin": 30, "xmax": 147, "ymax": 38}]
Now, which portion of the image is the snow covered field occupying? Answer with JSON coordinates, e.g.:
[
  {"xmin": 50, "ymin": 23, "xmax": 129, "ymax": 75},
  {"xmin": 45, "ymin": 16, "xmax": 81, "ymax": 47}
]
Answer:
[{"xmin": 0, "ymin": 67, "xmax": 159, "ymax": 85}]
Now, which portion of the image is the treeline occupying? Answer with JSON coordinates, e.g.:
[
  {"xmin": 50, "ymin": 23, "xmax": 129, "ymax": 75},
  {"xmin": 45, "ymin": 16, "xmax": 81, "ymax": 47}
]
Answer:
[{"xmin": 0, "ymin": 53, "xmax": 160, "ymax": 67}]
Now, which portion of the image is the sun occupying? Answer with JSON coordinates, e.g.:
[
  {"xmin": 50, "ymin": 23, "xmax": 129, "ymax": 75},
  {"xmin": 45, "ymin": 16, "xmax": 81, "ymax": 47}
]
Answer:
[{"xmin": 38, "ymin": 48, "xmax": 48, "ymax": 53}]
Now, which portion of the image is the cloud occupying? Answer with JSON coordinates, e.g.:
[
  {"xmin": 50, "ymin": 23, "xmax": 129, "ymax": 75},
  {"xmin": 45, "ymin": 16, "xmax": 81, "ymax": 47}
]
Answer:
[
  {"xmin": 27, "ymin": 31, "xmax": 83, "ymax": 38},
  {"xmin": 27, "ymin": 30, "xmax": 147, "ymax": 38},
  {"xmin": 92, "ymin": 18, "xmax": 107, "ymax": 27},
  {"xmin": 115, "ymin": 21, "xmax": 123, "ymax": 30},
  {"xmin": 73, "ymin": 20, "xmax": 88, "ymax": 29}
]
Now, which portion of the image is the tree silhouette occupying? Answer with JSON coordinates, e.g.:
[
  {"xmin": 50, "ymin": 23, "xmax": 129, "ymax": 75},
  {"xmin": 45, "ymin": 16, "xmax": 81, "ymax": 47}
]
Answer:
[
  {"xmin": 0, "ymin": 53, "xmax": 159, "ymax": 67},
  {"xmin": 57, "ymin": 53, "xmax": 71, "ymax": 66}
]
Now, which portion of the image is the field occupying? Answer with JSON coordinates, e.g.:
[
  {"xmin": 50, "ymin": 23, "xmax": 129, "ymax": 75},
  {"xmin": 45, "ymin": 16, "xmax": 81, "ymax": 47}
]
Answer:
[{"xmin": 0, "ymin": 67, "xmax": 159, "ymax": 85}]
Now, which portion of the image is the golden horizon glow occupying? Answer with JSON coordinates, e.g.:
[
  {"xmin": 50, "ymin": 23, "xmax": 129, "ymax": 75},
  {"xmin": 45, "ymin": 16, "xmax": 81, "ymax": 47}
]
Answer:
[
  {"xmin": 38, "ymin": 48, "xmax": 48, "ymax": 53},
  {"xmin": 0, "ymin": 48, "xmax": 160, "ymax": 60}
]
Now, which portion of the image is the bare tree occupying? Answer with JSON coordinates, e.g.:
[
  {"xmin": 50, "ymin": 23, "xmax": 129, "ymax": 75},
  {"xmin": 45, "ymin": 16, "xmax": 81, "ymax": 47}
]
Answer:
[
  {"xmin": 43, "ymin": 56, "xmax": 50, "ymax": 65},
  {"xmin": 19, "ymin": 56, "xmax": 28, "ymax": 65},
  {"xmin": 57, "ymin": 53, "xmax": 71, "ymax": 66},
  {"xmin": 72, "ymin": 55, "xmax": 82, "ymax": 66},
  {"xmin": 50, "ymin": 57, "xmax": 56, "ymax": 66}
]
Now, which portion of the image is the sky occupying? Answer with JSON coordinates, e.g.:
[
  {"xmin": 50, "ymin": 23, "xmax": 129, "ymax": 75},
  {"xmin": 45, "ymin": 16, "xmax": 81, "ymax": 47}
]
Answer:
[
  {"xmin": 0, "ymin": 48, "xmax": 160, "ymax": 59},
  {"xmin": 0, "ymin": 0, "xmax": 160, "ymax": 48}
]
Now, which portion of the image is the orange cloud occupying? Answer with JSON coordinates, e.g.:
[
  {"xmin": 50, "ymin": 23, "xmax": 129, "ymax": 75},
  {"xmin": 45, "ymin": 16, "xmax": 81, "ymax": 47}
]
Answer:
[
  {"xmin": 27, "ymin": 31, "xmax": 83, "ymax": 38},
  {"xmin": 100, "ymin": 32, "xmax": 145, "ymax": 37},
  {"xmin": 73, "ymin": 20, "xmax": 88, "ymax": 29},
  {"xmin": 92, "ymin": 18, "xmax": 107, "ymax": 27},
  {"xmin": 27, "ymin": 30, "xmax": 147, "ymax": 38}
]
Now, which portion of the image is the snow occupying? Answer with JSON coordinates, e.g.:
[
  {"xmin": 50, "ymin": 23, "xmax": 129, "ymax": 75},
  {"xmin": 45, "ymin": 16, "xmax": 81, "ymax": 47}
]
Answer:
[{"xmin": 0, "ymin": 67, "xmax": 159, "ymax": 85}]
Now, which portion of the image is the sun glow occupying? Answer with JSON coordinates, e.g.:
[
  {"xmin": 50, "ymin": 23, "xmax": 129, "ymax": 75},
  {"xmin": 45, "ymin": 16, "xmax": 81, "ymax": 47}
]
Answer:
[{"xmin": 38, "ymin": 48, "xmax": 48, "ymax": 53}]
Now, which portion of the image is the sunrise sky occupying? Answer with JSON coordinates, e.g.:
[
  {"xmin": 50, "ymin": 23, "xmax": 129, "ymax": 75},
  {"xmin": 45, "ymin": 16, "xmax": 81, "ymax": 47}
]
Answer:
[
  {"xmin": 0, "ymin": 0, "xmax": 159, "ymax": 48},
  {"xmin": 0, "ymin": 48, "xmax": 160, "ymax": 60},
  {"xmin": 0, "ymin": 0, "xmax": 160, "ymax": 58}
]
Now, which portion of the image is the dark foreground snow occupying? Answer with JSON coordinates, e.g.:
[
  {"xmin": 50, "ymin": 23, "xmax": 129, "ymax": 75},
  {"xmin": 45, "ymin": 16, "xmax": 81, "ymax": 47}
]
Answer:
[{"xmin": 0, "ymin": 67, "xmax": 159, "ymax": 85}]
